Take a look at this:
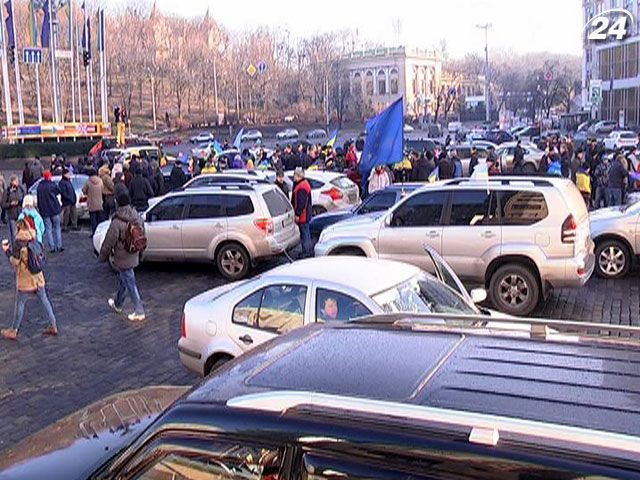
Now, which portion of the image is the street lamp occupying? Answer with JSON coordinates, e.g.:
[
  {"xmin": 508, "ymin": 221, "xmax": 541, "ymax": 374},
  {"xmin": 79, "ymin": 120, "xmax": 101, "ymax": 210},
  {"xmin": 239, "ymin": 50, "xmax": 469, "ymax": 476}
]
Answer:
[{"xmin": 475, "ymin": 23, "xmax": 492, "ymax": 123}]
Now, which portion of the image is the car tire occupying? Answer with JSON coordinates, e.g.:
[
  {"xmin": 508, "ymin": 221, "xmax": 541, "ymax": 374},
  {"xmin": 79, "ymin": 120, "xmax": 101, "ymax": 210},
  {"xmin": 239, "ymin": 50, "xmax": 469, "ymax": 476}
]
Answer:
[
  {"xmin": 595, "ymin": 240, "xmax": 630, "ymax": 279},
  {"xmin": 489, "ymin": 263, "xmax": 540, "ymax": 317},
  {"xmin": 522, "ymin": 163, "xmax": 536, "ymax": 174},
  {"xmin": 312, "ymin": 206, "xmax": 327, "ymax": 217},
  {"xmin": 331, "ymin": 247, "xmax": 366, "ymax": 257},
  {"xmin": 216, "ymin": 243, "xmax": 251, "ymax": 281},
  {"xmin": 205, "ymin": 354, "xmax": 233, "ymax": 376}
]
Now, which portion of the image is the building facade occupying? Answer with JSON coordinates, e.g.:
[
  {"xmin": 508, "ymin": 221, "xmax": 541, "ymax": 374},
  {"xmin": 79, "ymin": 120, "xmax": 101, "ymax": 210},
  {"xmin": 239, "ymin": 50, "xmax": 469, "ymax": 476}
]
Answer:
[
  {"xmin": 339, "ymin": 46, "xmax": 442, "ymax": 119},
  {"xmin": 583, "ymin": 0, "xmax": 640, "ymax": 125}
]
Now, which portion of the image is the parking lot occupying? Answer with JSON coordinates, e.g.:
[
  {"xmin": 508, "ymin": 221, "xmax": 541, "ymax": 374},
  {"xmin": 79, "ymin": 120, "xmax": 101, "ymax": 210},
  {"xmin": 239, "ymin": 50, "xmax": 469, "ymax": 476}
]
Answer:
[{"xmin": 0, "ymin": 221, "xmax": 639, "ymax": 450}]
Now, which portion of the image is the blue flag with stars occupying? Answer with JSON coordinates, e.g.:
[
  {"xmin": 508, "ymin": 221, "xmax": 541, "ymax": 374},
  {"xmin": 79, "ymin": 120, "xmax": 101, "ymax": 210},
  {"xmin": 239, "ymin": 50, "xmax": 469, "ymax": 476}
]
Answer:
[{"xmin": 358, "ymin": 97, "xmax": 404, "ymax": 175}]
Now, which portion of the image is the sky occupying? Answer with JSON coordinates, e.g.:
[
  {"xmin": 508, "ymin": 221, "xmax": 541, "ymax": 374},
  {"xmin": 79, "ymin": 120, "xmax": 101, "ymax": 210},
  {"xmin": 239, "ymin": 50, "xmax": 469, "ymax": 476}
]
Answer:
[{"xmin": 112, "ymin": 0, "xmax": 583, "ymax": 58}]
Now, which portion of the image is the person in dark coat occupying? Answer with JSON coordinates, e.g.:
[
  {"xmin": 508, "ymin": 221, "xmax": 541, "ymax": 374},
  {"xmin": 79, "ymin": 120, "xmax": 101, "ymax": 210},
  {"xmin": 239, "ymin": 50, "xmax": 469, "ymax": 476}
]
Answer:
[
  {"xmin": 438, "ymin": 155, "xmax": 454, "ymax": 180},
  {"xmin": 169, "ymin": 160, "xmax": 187, "ymax": 191},
  {"xmin": 468, "ymin": 147, "xmax": 480, "ymax": 176},
  {"xmin": 513, "ymin": 141, "xmax": 525, "ymax": 174},
  {"xmin": 292, "ymin": 167, "xmax": 313, "ymax": 258},
  {"xmin": 275, "ymin": 170, "xmax": 289, "ymax": 198},
  {"xmin": 36, "ymin": 170, "xmax": 63, "ymax": 253},
  {"xmin": 151, "ymin": 160, "xmax": 165, "ymax": 196},
  {"xmin": 607, "ymin": 154, "xmax": 627, "ymax": 206},
  {"xmin": 59, "ymin": 169, "xmax": 78, "ymax": 231},
  {"xmin": 113, "ymin": 172, "xmax": 129, "ymax": 204},
  {"xmin": 2, "ymin": 175, "xmax": 25, "ymax": 246},
  {"xmin": 128, "ymin": 167, "xmax": 155, "ymax": 212},
  {"xmin": 22, "ymin": 160, "xmax": 33, "ymax": 189}
]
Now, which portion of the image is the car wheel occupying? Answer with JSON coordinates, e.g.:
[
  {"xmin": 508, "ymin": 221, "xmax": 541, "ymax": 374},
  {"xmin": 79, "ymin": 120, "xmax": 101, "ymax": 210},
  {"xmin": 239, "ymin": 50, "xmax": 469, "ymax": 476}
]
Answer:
[
  {"xmin": 489, "ymin": 264, "xmax": 540, "ymax": 317},
  {"xmin": 595, "ymin": 240, "xmax": 630, "ymax": 279},
  {"xmin": 312, "ymin": 206, "xmax": 327, "ymax": 217},
  {"xmin": 522, "ymin": 163, "xmax": 536, "ymax": 174},
  {"xmin": 332, "ymin": 247, "xmax": 365, "ymax": 257},
  {"xmin": 216, "ymin": 243, "xmax": 250, "ymax": 280},
  {"xmin": 205, "ymin": 354, "xmax": 233, "ymax": 376}
]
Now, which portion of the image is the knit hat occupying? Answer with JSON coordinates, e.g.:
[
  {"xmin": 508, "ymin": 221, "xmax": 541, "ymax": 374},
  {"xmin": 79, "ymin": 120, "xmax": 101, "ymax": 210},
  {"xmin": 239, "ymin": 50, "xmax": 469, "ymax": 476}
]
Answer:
[{"xmin": 43, "ymin": 170, "xmax": 52, "ymax": 181}]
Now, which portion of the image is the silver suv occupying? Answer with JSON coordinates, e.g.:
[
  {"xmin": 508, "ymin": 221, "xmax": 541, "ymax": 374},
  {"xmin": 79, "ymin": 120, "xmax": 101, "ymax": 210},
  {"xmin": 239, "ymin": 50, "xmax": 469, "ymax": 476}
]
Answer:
[
  {"xmin": 93, "ymin": 184, "xmax": 299, "ymax": 280},
  {"xmin": 315, "ymin": 177, "xmax": 595, "ymax": 316},
  {"xmin": 590, "ymin": 201, "xmax": 640, "ymax": 279}
]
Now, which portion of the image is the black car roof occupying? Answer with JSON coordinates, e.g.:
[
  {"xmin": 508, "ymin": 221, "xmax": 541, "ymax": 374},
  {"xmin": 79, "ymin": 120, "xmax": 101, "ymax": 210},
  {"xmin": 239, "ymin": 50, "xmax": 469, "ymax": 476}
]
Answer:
[{"xmin": 184, "ymin": 322, "xmax": 640, "ymax": 439}]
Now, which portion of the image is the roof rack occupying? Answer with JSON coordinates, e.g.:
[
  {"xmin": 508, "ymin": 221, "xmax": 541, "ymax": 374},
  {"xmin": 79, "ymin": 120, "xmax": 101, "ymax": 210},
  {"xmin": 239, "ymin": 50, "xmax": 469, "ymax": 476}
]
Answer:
[
  {"xmin": 183, "ymin": 183, "xmax": 256, "ymax": 192},
  {"xmin": 350, "ymin": 312, "xmax": 640, "ymax": 342},
  {"xmin": 227, "ymin": 391, "xmax": 640, "ymax": 453},
  {"xmin": 445, "ymin": 178, "xmax": 554, "ymax": 188}
]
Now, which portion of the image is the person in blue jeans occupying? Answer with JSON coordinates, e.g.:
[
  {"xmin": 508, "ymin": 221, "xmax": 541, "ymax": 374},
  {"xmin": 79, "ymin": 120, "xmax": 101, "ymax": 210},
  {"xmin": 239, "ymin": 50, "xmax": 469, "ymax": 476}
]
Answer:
[
  {"xmin": 1, "ymin": 219, "xmax": 58, "ymax": 340},
  {"xmin": 36, "ymin": 170, "xmax": 63, "ymax": 253},
  {"xmin": 98, "ymin": 191, "xmax": 146, "ymax": 322},
  {"xmin": 607, "ymin": 154, "xmax": 628, "ymax": 206}
]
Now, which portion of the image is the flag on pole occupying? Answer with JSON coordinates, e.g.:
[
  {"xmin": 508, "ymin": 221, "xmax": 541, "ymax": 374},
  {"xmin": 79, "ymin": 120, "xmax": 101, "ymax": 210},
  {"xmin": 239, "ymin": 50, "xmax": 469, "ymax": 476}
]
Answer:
[
  {"xmin": 358, "ymin": 98, "xmax": 404, "ymax": 175},
  {"xmin": 28, "ymin": 0, "xmax": 38, "ymax": 47},
  {"xmin": 41, "ymin": 0, "xmax": 50, "ymax": 48},
  {"xmin": 4, "ymin": 0, "xmax": 15, "ymax": 48},
  {"xmin": 233, "ymin": 128, "xmax": 244, "ymax": 149},
  {"xmin": 66, "ymin": 0, "xmax": 72, "ymax": 46},
  {"xmin": 98, "ymin": 8, "xmax": 105, "ymax": 52},
  {"xmin": 326, "ymin": 128, "xmax": 339, "ymax": 147}
]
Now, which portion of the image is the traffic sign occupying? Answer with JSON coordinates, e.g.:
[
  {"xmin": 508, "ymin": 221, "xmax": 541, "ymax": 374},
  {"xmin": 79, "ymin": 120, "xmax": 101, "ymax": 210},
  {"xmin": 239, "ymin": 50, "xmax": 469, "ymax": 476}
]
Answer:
[
  {"xmin": 23, "ymin": 48, "xmax": 42, "ymax": 65},
  {"xmin": 246, "ymin": 63, "xmax": 257, "ymax": 77},
  {"xmin": 590, "ymin": 79, "xmax": 602, "ymax": 105},
  {"xmin": 257, "ymin": 60, "xmax": 268, "ymax": 74},
  {"xmin": 544, "ymin": 70, "xmax": 553, "ymax": 82}
]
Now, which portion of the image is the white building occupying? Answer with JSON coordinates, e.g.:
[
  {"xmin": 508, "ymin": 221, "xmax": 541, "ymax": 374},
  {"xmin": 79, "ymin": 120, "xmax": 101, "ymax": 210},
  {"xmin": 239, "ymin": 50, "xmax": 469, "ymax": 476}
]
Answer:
[
  {"xmin": 582, "ymin": 0, "xmax": 640, "ymax": 125},
  {"xmin": 339, "ymin": 46, "xmax": 442, "ymax": 119}
]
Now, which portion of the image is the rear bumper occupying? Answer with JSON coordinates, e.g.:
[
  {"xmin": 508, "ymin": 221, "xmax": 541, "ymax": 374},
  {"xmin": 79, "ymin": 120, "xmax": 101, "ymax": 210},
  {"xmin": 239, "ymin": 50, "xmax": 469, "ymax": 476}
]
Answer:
[
  {"xmin": 178, "ymin": 338, "xmax": 205, "ymax": 376},
  {"xmin": 543, "ymin": 251, "xmax": 595, "ymax": 289},
  {"xmin": 254, "ymin": 231, "xmax": 300, "ymax": 261}
]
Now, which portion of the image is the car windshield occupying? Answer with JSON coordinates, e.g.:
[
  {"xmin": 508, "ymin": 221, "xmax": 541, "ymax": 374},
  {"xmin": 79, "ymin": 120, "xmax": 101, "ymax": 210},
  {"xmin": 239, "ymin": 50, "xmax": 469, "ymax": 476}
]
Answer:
[
  {"xmin": 372, "ymin": 273, "xmax": 479, "ymax": 315},
  {"xmin": 621, "ymin": 132, "xmax": 637, "ymax": 139}
]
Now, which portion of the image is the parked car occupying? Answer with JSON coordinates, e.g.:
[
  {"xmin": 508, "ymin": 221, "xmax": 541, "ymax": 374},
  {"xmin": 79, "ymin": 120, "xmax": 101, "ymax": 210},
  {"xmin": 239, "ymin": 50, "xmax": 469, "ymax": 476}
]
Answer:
[
  {"xmin": 99, "ymin": 148, "xmax": 124, "ymax": 165},
  {"xmin": 482, "ymin": 129, "xmax": 514, "ymax": 145},
  {"xmin": 190, "ymin": 131, "xmax": 214, "ymax": 144},
  {"xmin": 8, "ymin": 315, "xmax": 640, "ymax": 479},
  {"xmin": 405, "ymin": 138, "xmax": 440, "ymax": 154},
  {"xmin": 120, "ymin": 145, "xmax": 169, "ymax": 166},
  {"xmin": 310, "ymin": 183, "xmax": 422, "ymax": 238},
  {"xmin": 515, "ymin": 125, "xmax": 541, "ymax": 141},
  {"xmin": 241, "ymin": 129, "xmax": 263, "ymax": 142},
  {"xmin": 285, "ymin": 170, "xmax": 360, "ymax": 215},
  {"xmin": 403, "ymin": 123, "xmax": 415, "ymax": 133},
  {"xmin": 315, "ymin": 177, "xmax": 595, "ymax": 316},
  {"xmin": 191, "ymin": 142, "xmax": 214, "ymax": 159},
  {"xmin": 306, "ymin": 128, "xmax": 327, "ymax": 140},
  {"xmin": 448, "ymin": 142, "xmax": 490, "ymax": 176},
  {"xmin": 283, "ymin": 114, "xmax": 296, "ymax": 123},
  {"xmin": 28, "ymin": 174, "xmax": 90, "ymax": 220},
  {"xmin": 447, "ymin": 120, "xmax": 463, "ymax": 133},
  {"xmin": 603, "ymin": 130, "xmax": 639, "ymax": 150},
  {"xmin": 495, "ymin": 141, "xmax": 544, "ymax": 173},
  {"xmin": 276, "ymin": 128, "xmax": 299, "ymax": 141},
  {"xmin": 93, "ymin": 184, "xmax": 299, "ymax": 280},
  {"xmin": 157, "ymin": 135, "xmax": 181, "ymax": 147},
  {"xmin": 179, "ymin": 250, "xmax": 489, "ymax": 376},
  {"xmin": 589, "ymin": 120, "xmax": 618, "ymax": 136},
  {"xmin": 590, "ymin": 201, "xmax": 640, "ymax": 279}
]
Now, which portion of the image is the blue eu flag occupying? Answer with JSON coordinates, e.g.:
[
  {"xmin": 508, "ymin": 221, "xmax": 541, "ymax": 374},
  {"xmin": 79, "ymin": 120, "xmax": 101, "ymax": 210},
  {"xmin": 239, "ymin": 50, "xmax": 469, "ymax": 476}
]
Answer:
[{"xmin": 359, "ymin": 98, "xmax": 404, "ymax": 176}]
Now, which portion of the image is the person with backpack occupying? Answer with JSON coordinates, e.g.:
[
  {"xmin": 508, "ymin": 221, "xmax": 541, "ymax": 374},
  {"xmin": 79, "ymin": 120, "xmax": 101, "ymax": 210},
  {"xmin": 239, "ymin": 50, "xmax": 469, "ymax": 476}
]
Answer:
[
  {"xmin": 18, "ymin": 195, "xmax": 45, "ymax": 244},
  {"xmin": 36, "ymin": 170, "xmax": 63, "ymax": 253},
  {"xmin": 1, "ymin": 219, "xmax": 58, "ymax": 340},
  {"xmin": 98, "ymin": 190, "xmax": 146, "ymax": 322}
]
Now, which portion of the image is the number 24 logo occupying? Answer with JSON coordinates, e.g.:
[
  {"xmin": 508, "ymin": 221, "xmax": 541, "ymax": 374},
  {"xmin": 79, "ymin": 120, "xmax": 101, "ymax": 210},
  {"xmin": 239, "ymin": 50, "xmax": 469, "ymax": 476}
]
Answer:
[{"xmin": 586, "ymin": 10, "xmax": 634, "ymax": 41}]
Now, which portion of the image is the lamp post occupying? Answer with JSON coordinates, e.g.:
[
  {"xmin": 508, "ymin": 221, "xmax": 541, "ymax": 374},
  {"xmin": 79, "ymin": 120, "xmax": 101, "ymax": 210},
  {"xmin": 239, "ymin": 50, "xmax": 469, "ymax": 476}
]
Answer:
[{"xmin": 476, "ymin": 23, "xmax": 492, "ymax": 123}]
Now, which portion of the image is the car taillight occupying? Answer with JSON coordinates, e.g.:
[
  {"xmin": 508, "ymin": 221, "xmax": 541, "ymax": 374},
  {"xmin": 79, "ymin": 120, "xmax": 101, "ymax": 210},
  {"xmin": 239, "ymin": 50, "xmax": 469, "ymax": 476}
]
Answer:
[
  {"xmin": 79, "ymin": 195, "xmax": 87, "ymax": 203},
  {"xmin": 324, "ymin": 187, "xmax": 343, "ymax": 201},
  {"xmin": 181, "ymin": 312, "xmax": 186, "ymax": 338},
  {"xmin": 254, "ymin": 218, "xmax": 274, "ymax": 235},
  {"xmin": 561, "ymin": 214, "xmax": 577, "ymax": 244}
]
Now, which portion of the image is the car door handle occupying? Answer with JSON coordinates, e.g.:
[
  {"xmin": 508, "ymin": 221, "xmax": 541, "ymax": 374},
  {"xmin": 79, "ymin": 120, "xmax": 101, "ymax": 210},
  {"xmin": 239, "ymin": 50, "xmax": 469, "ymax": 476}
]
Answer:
[
  {"xmin": 426, "ymin": 230, "xmax": 440, "ymax": 238},
  {"xmin": 171, "ymin": 224, "xmax": 180, "ymax": 230},
  {"xmin": 481, "ymin": 231, "xmax": 496, "ymax": 239},
  {"xmin": 239, "ymin": 334, "xmax": 253, "ymax": 345}
]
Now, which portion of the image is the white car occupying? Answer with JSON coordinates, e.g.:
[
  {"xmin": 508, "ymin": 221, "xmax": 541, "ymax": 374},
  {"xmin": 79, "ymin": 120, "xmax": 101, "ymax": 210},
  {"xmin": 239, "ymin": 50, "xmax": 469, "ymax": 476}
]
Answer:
[
  {"xmin": 403, "ymin": 124, "xmax": 415, "ymax": 133},
  {"xmin": 286, "ymin": 170, "xmax": 360, "ymax": 215},
  {"xmin": 448, "ymin": 121, "xmax": 463, "ymax": 133},
  {"xmin": 190, "ymin": 132, "xmax": 214, "ymax": 144},
  {"xmin": 191, "ymin": 142, "xmax": 213, "ymax": 159},
  {"xmin": 241, "ymin": 129, "xmax": 263, "ymax": 142},
  {"xmin": 178, "ymin": 250, "xmax": 490, "ymax": 376},
  {"xmin": 495, "ymin": 141, "xmax": 545, "ymax": 173},
  {"xmin": 276, "ymin": 128, "xmax": 299, "ymax": 141},
  {"xmin": 603, "ymin": 131, "xmax": 639, "ymax": 151}
]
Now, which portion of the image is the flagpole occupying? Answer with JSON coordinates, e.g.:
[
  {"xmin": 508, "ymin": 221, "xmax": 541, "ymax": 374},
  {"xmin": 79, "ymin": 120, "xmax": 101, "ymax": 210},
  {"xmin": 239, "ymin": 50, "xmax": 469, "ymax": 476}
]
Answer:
[
  {"xmin": 48, "ymin": 0, "xmax": 59, "ymax": 122},
  {"xmin": 7, "ymin": 0, "xmax": 24, "ymax": 124},
  {"xmin": 98, "ymin": 8, "xmax": 106, "ymax": 123},
  {"xmin": 74, "ymin": 14, "xmax": 82, "ymax": 121},
  {"xmin": 29, "ymin": 0, "xmax": 42, "ymax": 123},
  {"xmin": 0, "ymin": 2, "xmax": 12, "ymax": 127},
  {"xmin": 69, "ymin": 0, "xmax": 75, "ymax": 122}
]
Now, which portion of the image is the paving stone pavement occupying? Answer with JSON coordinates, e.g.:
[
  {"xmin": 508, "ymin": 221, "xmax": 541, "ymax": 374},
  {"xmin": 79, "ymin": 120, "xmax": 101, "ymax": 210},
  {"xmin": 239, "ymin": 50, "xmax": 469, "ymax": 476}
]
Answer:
[{"xmin": 0, "ymin": 221, "xmax": 638, "ymax": 450}]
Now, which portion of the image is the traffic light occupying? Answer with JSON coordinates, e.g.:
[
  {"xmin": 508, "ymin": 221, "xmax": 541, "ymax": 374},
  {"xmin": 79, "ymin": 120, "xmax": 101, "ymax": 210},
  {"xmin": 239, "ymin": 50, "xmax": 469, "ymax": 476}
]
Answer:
[
  {"xmin": 7, "ymin": 46, "xmax": 15, "ymax": 65},
  {"xmin": 82, "ymin": 50, "xmax": 91, "ymax": 67}
]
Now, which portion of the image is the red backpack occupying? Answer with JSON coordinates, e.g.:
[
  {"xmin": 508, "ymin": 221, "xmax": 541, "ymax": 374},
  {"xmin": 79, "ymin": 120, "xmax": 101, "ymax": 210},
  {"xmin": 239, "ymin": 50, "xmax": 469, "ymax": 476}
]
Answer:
[{"xmin": 116, "ymin": 216, "xmax": 147, "ymax": 254}]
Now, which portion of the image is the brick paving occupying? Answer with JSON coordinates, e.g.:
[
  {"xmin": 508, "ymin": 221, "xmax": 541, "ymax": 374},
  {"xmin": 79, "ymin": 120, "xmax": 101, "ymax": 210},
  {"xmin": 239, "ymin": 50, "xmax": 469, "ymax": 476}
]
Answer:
[{"xmin": 0, "ymin": 220, "xmax": 638, "ymax": 450}]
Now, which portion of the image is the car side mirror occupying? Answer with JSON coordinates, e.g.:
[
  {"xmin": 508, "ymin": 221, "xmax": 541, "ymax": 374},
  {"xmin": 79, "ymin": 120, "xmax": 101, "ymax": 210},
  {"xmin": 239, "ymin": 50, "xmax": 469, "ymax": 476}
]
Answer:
[
  {"xmin": 384, "ymin": 214, "xmax": 392, "ymax": 227},
  {"xmin": 470, "ymin": 288, "xmax": 487, "ymax": 304}
]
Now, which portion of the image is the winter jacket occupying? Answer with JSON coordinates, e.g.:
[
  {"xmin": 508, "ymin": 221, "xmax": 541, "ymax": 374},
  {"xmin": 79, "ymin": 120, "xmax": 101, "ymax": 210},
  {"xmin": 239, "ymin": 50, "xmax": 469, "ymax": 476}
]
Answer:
[
  {"xmin": 28, "ymin": 160, "xmax": 44, "ymax": 184},
  {"xmin": 58, "ymin": 177, "xmax": 77, "ymax": 207},
  {"xmin": 153, "ymin": 169, "xmax": 165, "ymax": 196},
  {"xmin": 7, "ymin": 227, "xmax": 45, "ymax": 293},
  {"xmin": 82, "ymin": 175, "xmax": 104, "ymax": 213},
  {"xmin": 594, "ymin": 160, "xmax": 609, "ymax": 188},
  {"xmin": 2, "ymin": 184, "xmax": 24, "ymax": 220},
  {"xmin": 438, "ymin": 157, "xmax": 454, "ymax": 180},
  {"xmin": 36, "ymin": 179, "xmax": 62, "ymax": 217},
  {"xmin": 452, "ymin": 157, "xmax": 463, "ymax": 178},
  {"xmin": 128, "ymin": 175, "xmax": 155, "ymax": 210},
  {"xmin": 100, "ymin": 167, "xmax": 115, "ymax": 198},
  {"xmin": 608, "ymin": 158, "xmax": 627, "ymax": 189},
  {"xmin": 292, "ymin": 179, "xmax": 312, "ymax": 224},
  {"xmin": 98, "ymin": 205, "xmax": 143, "ymax": 271},
  {"xmin": 0, "ymin": 175, "xmax": 5, "ymax": 206},
  {"xmin": 169, "ymin": 165, "xmax": 187, "ymax": 191},
  {"xmin": 114, "ymin": 179, "xmax": 129, "ymax": 205},
  {"xmin": 275, "ymin": 180, "xmax": 290, "ymax": 199},
  {"xmin": 368, "ymin": 170, "xmax": 391, "ymax": 194},
  {"xmin": 18, "ymin": 208, "xmax": 45, "ymax": 244}
]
